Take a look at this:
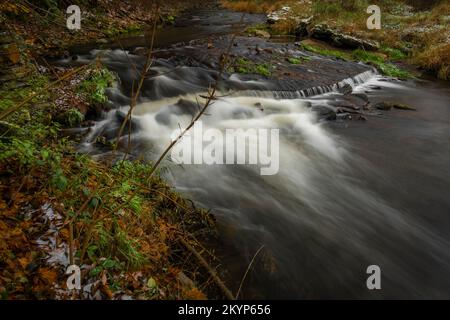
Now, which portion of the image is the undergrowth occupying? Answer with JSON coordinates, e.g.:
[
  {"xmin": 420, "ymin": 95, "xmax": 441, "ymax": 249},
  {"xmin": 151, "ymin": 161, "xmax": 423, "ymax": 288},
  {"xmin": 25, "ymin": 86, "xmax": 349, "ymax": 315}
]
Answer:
[{"xmin": 0, "ymin": 59, "xmax": 218, "ymax": 300}]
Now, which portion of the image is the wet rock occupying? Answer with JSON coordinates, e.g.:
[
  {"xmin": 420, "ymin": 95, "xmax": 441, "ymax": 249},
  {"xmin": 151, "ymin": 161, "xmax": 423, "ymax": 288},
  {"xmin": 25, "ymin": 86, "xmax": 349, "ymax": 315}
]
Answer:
[
  {"xmin": 133, "ymin": 47, "xmax": 147, "ymax": 56},
  {"xmin": 311, "ymin": 105, "xmax": 337, "ymax": 121},
  {"xmin": 310, "ymin": 24, "xmax": 380, "ymax": 51},
  {"xmin": 337, "ymin": 107, "xmax": 362, "ymax": 114},
  {"xmin": 351, "ymin": 93, "xmax": 369, "ymax": 102},
  {"xmin": 254, "ymin": 102, "xmax": 264, "ymax": 111},
  {"xmin": 115, "ymin": 110, "xmax": 141, "ymax": 129},
  {"xmin": 336, "ymin": 113, "xmax": 352, "ymax": 120},
  {"xmin": 338, "ymin": 83, "xmax": 353, "ymax": 95}
]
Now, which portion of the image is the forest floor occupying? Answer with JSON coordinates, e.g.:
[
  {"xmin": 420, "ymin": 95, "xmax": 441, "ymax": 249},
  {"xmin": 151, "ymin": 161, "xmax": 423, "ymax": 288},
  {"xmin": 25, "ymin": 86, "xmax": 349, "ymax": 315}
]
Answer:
[{"xmin": 0, "ymin": 0, "xmax": 231, "ymax": 300}]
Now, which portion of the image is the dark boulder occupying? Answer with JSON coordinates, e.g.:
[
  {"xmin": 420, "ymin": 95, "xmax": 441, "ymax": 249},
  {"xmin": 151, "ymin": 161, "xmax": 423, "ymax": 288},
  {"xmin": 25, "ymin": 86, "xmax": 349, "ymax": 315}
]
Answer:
[
  {"xmin": 311, "ymin": 105, "xmax": 337, "ymax": 121},
  {"xmin": 337, "ymin": 83, "xmax": 353, "ymax": 95},
  {"xmin": 310, "ymin": 24, "xmax": 380, "ymax": 51}
]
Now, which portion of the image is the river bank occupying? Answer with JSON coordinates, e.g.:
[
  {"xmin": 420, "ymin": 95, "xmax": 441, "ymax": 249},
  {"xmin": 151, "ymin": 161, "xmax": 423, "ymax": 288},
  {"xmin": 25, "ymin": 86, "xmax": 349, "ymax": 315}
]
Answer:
[
  {"xmin": 0, "ymin": 0, "xmax": 231, "ymax": 300},
  {"xmin": 221, "ymin": 0, "xmax": 449, "ymax": 80}
]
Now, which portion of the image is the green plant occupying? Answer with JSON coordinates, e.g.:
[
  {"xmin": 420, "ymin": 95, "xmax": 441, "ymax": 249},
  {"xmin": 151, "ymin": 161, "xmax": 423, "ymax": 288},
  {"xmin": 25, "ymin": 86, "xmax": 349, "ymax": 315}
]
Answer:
[
  {"xmin": 254, "ymin": 63, "xmax": 271, "ymax": 76},
  {"xmin": 60, "ymin": 108, "xmax": 84, "ymax": 127},
  {"xmin": 301, "ymin": 43, "xmax": 352, "ymax": 60},
  {"xmin": 382, "ymin": 46, "xmax": 407, "ymax": 61},
  {"xmin": 78, "ymin": 68, "xmax": 115, "ymax": 104},
  {"xmin": 51, "ymin": 167, "xmax": 68, "ymax": 191},
  {"xmin": 288, "ymin": 56, "xmax": 310, "ymax": 64},
  {"xmin": 166, "ymin": 15, "xmax": 176, "ymax": 24},
  {"xmin": 230, "ymin": 58, "xmax": 272, "ymax": 77},
  {"xmin": 352, "ymin": 49, "xmax": 411, "ymax": 79}
]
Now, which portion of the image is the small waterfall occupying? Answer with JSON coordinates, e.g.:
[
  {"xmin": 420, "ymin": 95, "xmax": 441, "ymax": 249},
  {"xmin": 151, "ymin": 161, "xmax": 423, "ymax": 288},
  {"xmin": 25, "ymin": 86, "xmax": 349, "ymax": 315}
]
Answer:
[{"xmin": 230, "ymin": 69, "xmax": 377, "ymax": 99}]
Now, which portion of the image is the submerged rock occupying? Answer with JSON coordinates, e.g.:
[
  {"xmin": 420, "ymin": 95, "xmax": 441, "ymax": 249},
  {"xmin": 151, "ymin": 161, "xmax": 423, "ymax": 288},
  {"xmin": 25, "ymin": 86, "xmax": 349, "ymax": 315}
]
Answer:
[
  {"xmin": 374, "ymin": 102, "xmax": 393, "ymax": 110},
  {"xmin": 351, "ymin": 93, "xmax": 369, "ymax": 102},
  {"xmin": 393, "ymin": 103, "xmax": 416, "ymax": 111},
  {"xmin": 375, "ymin": 102, "xmax": 416, "ymax": 111},
  {"xmin": 338, "ymin": 83, "xmax": 353, "ymax": 95},
  {"xmin": 311, "ymin": 105, "xmax": 337, "ymax": 121}
]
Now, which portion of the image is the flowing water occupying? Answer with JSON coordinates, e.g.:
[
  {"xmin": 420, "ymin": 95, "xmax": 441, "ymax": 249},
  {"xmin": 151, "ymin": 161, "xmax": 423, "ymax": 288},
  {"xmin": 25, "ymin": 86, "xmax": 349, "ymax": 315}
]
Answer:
[{"xmin": 58, "ymin": 7, "xmax": 450, "ymax": 299}]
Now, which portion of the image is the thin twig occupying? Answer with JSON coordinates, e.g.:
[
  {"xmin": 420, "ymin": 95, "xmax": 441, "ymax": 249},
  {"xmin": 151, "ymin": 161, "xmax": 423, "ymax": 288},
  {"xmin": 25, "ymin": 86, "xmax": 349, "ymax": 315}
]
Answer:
[
  {"xmin": 69, "ymin": 222, "xmax": 74, "ymax": 266},
  {"xmin": 235, "ymin": 245, "xmax": 265, "ymax": 300}
]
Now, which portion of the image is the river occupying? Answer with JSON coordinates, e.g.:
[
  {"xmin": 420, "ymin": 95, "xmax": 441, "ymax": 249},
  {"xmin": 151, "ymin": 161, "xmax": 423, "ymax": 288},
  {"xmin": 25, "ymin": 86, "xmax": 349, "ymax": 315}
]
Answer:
[{"xmin": 58, "ymin": 5, "xmax": 450, "ymax": 299}]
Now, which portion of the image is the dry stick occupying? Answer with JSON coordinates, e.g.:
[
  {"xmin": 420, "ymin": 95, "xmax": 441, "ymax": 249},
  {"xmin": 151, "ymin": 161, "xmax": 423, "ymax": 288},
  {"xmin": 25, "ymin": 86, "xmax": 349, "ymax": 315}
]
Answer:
[
  {"xmin": 69, "ymin": 222, "xmax": 74, "ymax": 266},
  {"xmin": 178, "ymin": 236, "xmax": 235, "ymax": 300},
  {"xmin": 113, "ymin": 4, "xmax": 159, "ymax": 155},
  {"xmin": 0, "ymin": 64, "xmax": 90, "ymax": 120},
  {"xmin": 235, "ymin": 245, "xmax": 265, "ymax": 300}
]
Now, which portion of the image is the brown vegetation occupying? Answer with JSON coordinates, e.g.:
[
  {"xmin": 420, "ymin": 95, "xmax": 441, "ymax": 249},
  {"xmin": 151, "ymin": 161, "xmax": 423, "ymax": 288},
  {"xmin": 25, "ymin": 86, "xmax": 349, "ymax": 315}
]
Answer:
[{"xmin": 222, "ymin": 0, "xmax": 450, "ymax": 79}]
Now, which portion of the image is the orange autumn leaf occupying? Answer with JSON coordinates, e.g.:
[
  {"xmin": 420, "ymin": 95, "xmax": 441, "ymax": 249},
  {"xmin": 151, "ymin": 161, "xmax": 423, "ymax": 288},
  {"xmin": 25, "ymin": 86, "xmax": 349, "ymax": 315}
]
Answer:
[
  {"xmin": 6, "ymin": 44, "xmax": 20, "ymax": 64},
  {"xmin": 18, "ymin": 256, "xmax": 31, "ymax": 269},
  {"xmin": 38, "ymin": 268, "xmax": 58, "ymax": 284},
  {"xmin": 184, "ymin": 287, "xmax": 206, "ymax": 300}
]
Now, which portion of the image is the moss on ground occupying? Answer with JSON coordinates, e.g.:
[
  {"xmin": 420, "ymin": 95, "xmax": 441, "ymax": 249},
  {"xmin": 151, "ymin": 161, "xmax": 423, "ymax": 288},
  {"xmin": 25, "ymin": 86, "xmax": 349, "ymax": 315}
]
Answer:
[
  {"xmin": 300, "ymin": 42, "xmax": 412, "ymax": 79},
  {"xmin": 229, "ymin": 57, "xmax": 272, "ymax": 77}
]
